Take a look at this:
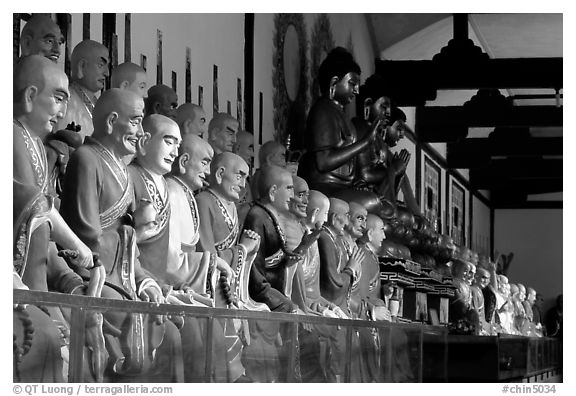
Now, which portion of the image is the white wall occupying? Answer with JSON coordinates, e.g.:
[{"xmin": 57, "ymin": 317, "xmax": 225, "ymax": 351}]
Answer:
[{"xmin": 494, "ymin": 209, "xmax": 563, "ymax": 312}]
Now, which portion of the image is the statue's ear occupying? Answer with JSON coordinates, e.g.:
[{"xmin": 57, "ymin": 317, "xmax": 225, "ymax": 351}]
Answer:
[
  {"xmin": 23, "ymin": 85, "xmax": 39, "ymax": 114},
  {"xmin": 268, "ymin": 184, "xmax": 278, "ymax": 202},
  {"xmin": 366, "ymin": 228, "xmax": 374, "ymax": 242},
  {"xmin": 183, "ymin": 119, "xmax": 192, "ymax": 134},
  {"xmin": 364, "ymin": 98, "xmax": 373, "ymax": 109},
  {"xmin": 178, "ymin": 153, "xmax": 189, "ymax": 174},
  {"xmin": 120, "ymin": 80, "xmax": 129, "ymax": 90},
  {"xmin": 153, "ymin": 101, "xmax": 161, "ymax": 114},
  {"xmin": 105, "ymin": 112, "xmax": 118, "ymax": 135},
  {"xmin": 215, "ymin": 166, "xmax": 225, "ymax": 184},
  {"xmin": 137, "ymin": 131, "xmax": 152, "ymax": 156},
  {"xmin": 310, "ymin": 207, "xmax": 320, "ymax": 225},
  {"xmin": 20, "ymin": 35, "xmax": 32, "ymax": 54},
  {"xmin": 329, "ymin": 76, "xmax": 340, "ymax": 88},
  {"xmin": 77, "ymin": 59, "xmax": 86, "ymax": 80}
]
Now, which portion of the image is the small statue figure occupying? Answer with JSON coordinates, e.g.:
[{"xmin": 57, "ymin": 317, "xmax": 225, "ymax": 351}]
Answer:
[
  {"xmin": 175, "ymin": 103, "xmax": 208, "ymax": 138},
  {"xmin": 57, "ymin": 40, "xmax": 110, "ymax": 140},
  {"xmin": 111, "ymin": 62, "xmax": 148, "ymax": 98},
  {"xmin": 207, "ymin": 112, "xmax": 239, "ymax": 155},
  {"xmin": 19, "ymin": 14, "xmax": 64, "ymax": 62},
  {"xmin": 145, "ymin": 84, "xmax": 178, "ymax": 119}
]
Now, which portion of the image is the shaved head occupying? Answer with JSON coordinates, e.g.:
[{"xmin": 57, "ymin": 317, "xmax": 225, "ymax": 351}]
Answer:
[
  {"xmin": 307, "ymin": 190, "xmax": 330, "ymax": 228},
  {"xmin": 93, "ymin": 88, "xmax": 142, "ymax": 134},
  {"xmin": 329, "ymin": 198, "xmax": 349, "ymax": 217},
  {"xmin": 347, "ymin": 201, "xmax": 368, "ymax": 239},
  {"xmin": 328, "ymin": 198, "xmax": 349, "ymax": 231},
  {"xmin": 257, "ymin": 165, "xmax": 292, "ymax": 202},
  {"xmin": 210, "ymin": 151, "xmax": 249, "ymax": 202},
  {"xmin": 142, "ymin": 114, "xmax": 179, "ymax": 138},
  {"xmin": 208, "ymin": 113, "xmax": 239, "ymax": 153},
  {"xmin": 70, "ymin": 40, "xmax": 110, "ymax": 92},
  {"xmin": 111, "ymin": 62, "xmax": 147, "ymax": 97},
  {"xmin": 145, "ymin": 84, "xmax": 178, "ymax": 119},
  {"xmin": 366, "ymin": 213, "xmax": 384, "ymax": 232},
  {"xmin": 174, "ymin": 133, "xmax": 214, "ymax": 190},
  {"xmin": 175, "ymin": 103, "xmax": 207, "ymax": 138},
  {"xmin": 14, "ymin": 54, "xmax": 64, "ymax": 102},
  {"xmin": 258, "ymin": 140, "xmax": 287, "ymax": 167},
  {"xmin": 178, "ymin": 132, "xmax": 213, "ymax": 159},
  {"xmin": 14, "ymin": 55, "xmax": 69, "ymax": 136},
  {"xmin": 137, "ymin": 114, "xmax": 181, "ymax": 175},
  {"xmin": 20, "ymin": 15, "xmax": 64, "ymax": 62},
  {"xmin": 234, "ymin": 129, "xmax": 255, "ymax": 164},
  {"xmin": 292, "ymin": 175, "xmax": 307, "ymax": 193}
]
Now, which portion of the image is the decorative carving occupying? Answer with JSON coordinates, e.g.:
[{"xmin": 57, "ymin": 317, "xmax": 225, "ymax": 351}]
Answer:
[{"xmin": 272, "ymin": 13, "xmax": 308, "ymax": 144}]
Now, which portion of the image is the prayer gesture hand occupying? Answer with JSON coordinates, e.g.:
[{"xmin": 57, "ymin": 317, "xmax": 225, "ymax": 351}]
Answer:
[
  {"xmin": 239, "ymin": 229, "xmax": 260, "ymax": 255},
  {"xmin": 391, "ymin": 149, "xmax": 410, "ymax": 176},
  {"xmin": 346, "ymin": 246, "xmax": 365, "ymax": 274}
]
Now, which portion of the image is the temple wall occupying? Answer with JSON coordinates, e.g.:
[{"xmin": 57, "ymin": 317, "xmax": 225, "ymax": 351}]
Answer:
[{"xmin": 494, "ymin": 209, "xmax": 563, "ymax": 312}]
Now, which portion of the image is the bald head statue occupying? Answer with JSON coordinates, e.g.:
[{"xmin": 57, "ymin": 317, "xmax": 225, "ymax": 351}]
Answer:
[
  {"xmin": 111, "ymin": 62, "xmax": 147, "ymax": 98},
  {"xmin": 234, "ymin": 129, "xmax": 255, "ymax": 165},
  {"xmin": 451, "ymin": 259, "xmax": 471, "ymax": 282},
  {"xmin": 70, "ymin": 40, "xmax": 110, "ymax": 94},
  {"xmin": 289, "ymin": 175, "xmax": 309, "ymax": 219},
  {"xmin": 209, "ymin": 152, "xmax": 249, "ymax": 202},
  {"xmin": 173, "ymin": 133, "xmax": 214, "ymax": 191},
  {"xmin": 257, "ymin": 165, "xmax": 294, "ymax": 214},
  {"xmin": 346, "ymin": 201, "xmax": 368, "ymax": 240},
  {"xmin": 474, "ymin": 267, "xmax": 491, "ymax": 289},
  {"xmin": 328, "ymin": 198, "xmax": 350, "ymax": 233},
  {"xmin": 92, "ymin": 88, "xmax": 144, "ymax": 159},
  {"xmin": 145, "ymin": 84, "xmax": 178, "ymax": 120},
  {"xmin": 136, "ymin": 115, "xmax": 181, "ymax": 176},
  {"xmin": 258, "ymin": 140, "xmax": 287, "ymax": 168},
  {"xmin": 14, "ymin": 55, "xmax": 69, "ymax": 137},
  {"xmin": 306, "ymin": 190, "xmax": 330, "ymax": 229},
  {"xmin": 175, "ymin": 103, "xmax": 207, "ymax": 138},
  {"xmin": 20, "ymin": 15, "xmax": 64, "ymax": 62},
  {"xmin": 365, "ymin": 214, "xmax": 386, "ymax": 251},
  {"xmin": 208, "ymin": 113, "xmax": 239, "ymax": 154}
]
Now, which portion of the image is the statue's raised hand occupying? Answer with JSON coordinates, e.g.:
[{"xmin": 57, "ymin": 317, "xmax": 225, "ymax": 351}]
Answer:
[
  {"xmin": 391, "ymin": 149, "xmax": 411, "ymax": 176},
  {"xmin": 239, "ymin": 229, "xmax": 260, "ymax": 255},
  {"xmin": 294, "ymin": 227, "xmax": 322, "ymax": 256},
  {"xmin": 346, "ymin": 246, "xmax": 366, "ymax": 274}
]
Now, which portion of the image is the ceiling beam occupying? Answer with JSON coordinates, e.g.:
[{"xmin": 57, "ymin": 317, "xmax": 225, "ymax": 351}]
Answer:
[
  {"xmin": 375, "ymin": 57, "xmax": 562, "ymax": 107},
  {"xmin": 416, "ymin": 105, "xmax": 563, "ymax": 142},
  {"xmin": 447, "ymin": 137, "xmax": 563, "ymax": 168}
]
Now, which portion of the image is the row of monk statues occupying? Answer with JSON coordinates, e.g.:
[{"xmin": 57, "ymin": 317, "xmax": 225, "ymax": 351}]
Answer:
[{"xmin": 13, "ymin": 15, "xmax": 545, "ymax": 384}]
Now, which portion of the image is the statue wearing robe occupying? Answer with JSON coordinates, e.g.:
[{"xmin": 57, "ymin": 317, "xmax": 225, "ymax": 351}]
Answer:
[{"xmin": 60, "ymin": 138, "xmax": 183, "ymax": 381}]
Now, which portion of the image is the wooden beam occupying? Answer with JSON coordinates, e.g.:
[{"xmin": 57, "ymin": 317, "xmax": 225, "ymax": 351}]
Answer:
[
  {"xmin": 416, "ymin": 106, "xmax": 563, "ymax": 142},
  {"xmin": 492, "ymin": 200, "xmax": 562, "ymax": 210},
  {"xmin": 447, "ymin": 137, "xmax": 563, "ymax": 168}
]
